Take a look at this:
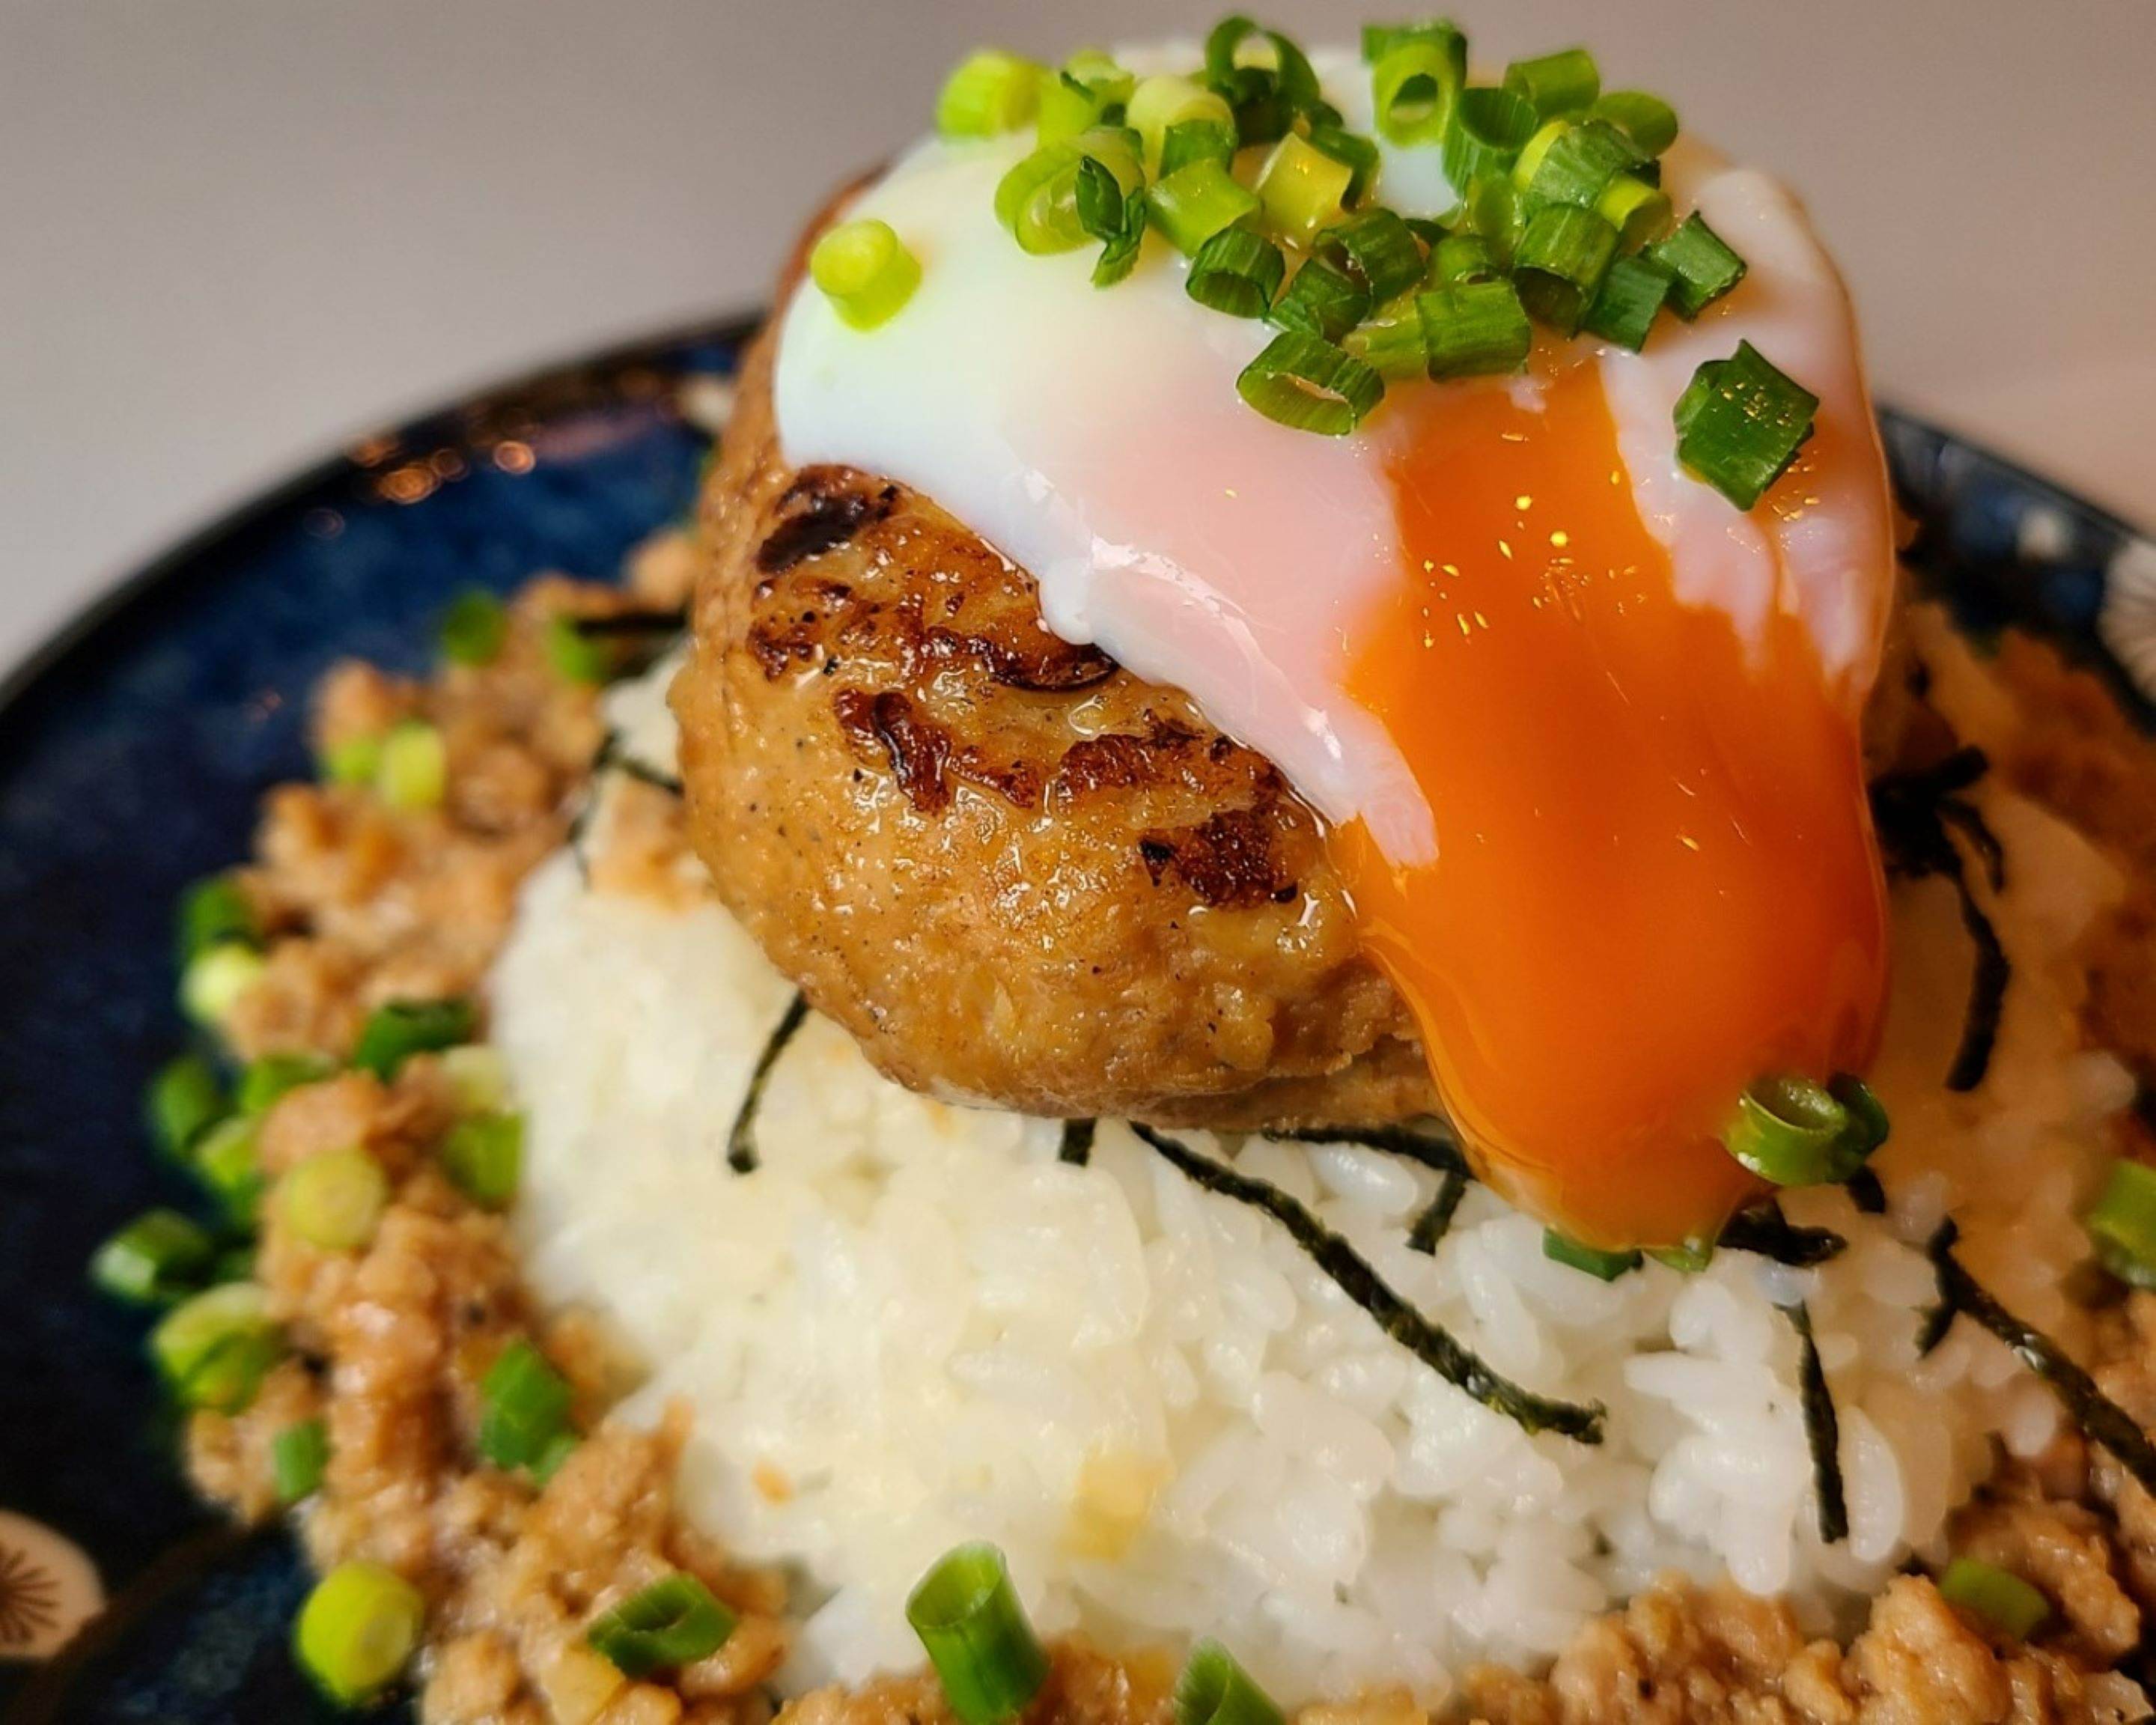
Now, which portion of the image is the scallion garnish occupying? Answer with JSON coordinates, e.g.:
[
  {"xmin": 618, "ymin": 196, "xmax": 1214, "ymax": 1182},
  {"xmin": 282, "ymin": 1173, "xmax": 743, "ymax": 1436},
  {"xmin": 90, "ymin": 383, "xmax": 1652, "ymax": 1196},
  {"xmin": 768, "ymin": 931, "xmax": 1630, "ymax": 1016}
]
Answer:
[
  {"xmin": 148, "ymin": 1052, "xmax": 228, "ymax": 1159},
  {"xmin": 180, "ymin": 940, "xmax": 267, "ymax": 1031},
  {"xmin": 1589, "ymin": 90, "xmax": 1679, "ymax": 157},
  {"xmin": 439, "ymin": 589, "xmax": 508, "ymax": 668},
  {"xmin": 1174, "ymin": 1640, "xmax": 1285, "ymax": 1725},
  {"xmin": 375, "ymin": 719, "xmax": 446, "ymax": 812},
  {"xmin": 351, "ymin": 997, "xmax": 477, "ymax": 1081},
  {"xmin": 478, "ymin": 1338, "xmax": 574, "ymax": 1473},
  {"xmin": 1511, "ymin": 204, "xmax": 1620, "ymax": 335},
  {"xmin": 151, "ymin": 1282, "xmax": 282, "ymax": 1412},
  {"xmin": 1313, "ymin": 206, "xmax": 1423, "ymax": 303},
  {"xmin": 1270, "ymin": 256, "xmax": 1369, "ymax": 341},
  {"xmin": 1938, "ymin": 1558, "xmax": 2051, "ymax": 1640},
  {"xmin": 1146, "ymin": 157, "xmax": 1260, "ymax": 256},
  {"xmin": 1674, "ymin": 340, "xmax": 1818, "ymax": 509},
  {"xmin": 1236, "ymin": 331, "xmax": 1385, "ymax": 435},
  {"xmin": 1368, "ymin": 31, "xmax": 1463, "ymax": 147},
  {"xmin": 1719, "ymin": 1073, "xmax": 1868, "ymax": 1186},
  {"xmin": 1583, "ymin": 255, "xmax": 1674, "ymax": 350},
  {"xmin": 1442, "ymin": 85, "xmax": 1538, "ymax": 191},
  {"xmin": 192, "ymin": 1114, "xmax": 265, "ymax": 1225},
  {"xmin": 1502, "ymin": 47, "xmax": 1600, "ymax": 121},
  {"xmin": 2086, "ymin": 1159, "xmax": 2156, "ymax": 1289},
  {"xmin": 1158, "ymin": 116, "xmax": 1237, "ymax": 177},
  {"xmin": 543, "ymin": 612, "xmax": 612, "ymax": 684},
  {"xmin": 91, "ymin": 1209, "xmax": 216, "ymax": 1305},
  {"xmin": 1306, "ymin": 123, "xmax": 1380, "ymax": 206},
  {"xmin": 1541, "ymin": 1230, "xmax": 1642, "ymax": 1281},
  {"xmin": 272, "ymin": 1417, "xmax": 331, "ymax": 1504},
  {"xmin": 1596, "ymin": 174, "xmax": 1672, "ymax": 250},
  {"xmin": 1252, "ymin": 133, "xmax": 1353, "ymax": 243},
  {"xmin": 587, "ymin": 1574, "xmax": 737, "ymax": 1677},
  {"xmin": 177, "ymin": 873, "xmax": 259, "ymax": 966},
  {"xmin": 1416, "ymin": 279, "xmax": 1534, "ymax": 378},
  {"xmin": 442, "ymin": 1111, "xmax": 523, "ymax": 1210},
  {"xmin": 320, "ymin": 734, "xmax": 383, "ymax": 788},
  {"xmin": 280, "ymin": 1146, "xmax": 389, "ymax": 1252},
  {"xmin": 1187, "ymin": 228, "xmax": 1285, "ymax": 317},
  {"xmin": 906, "ymin": 1544, "xmax": 1050, "ymax": 1725},
  {"xmin": 810, "ymin": 218, "xmax": 923, "ymax": 331},
  {"xmin": 1127, "ymin": 74, "xmax": 1234, "ymax": 170},
  {"xmin": 936, "ymin": 49, "xmax": 1044, "ymax": 139},
  {"xmin": 1344, "ymin": 293, "xmax": 1429, "ymax": 380},
  {"xmin": 1428, "ymin": 232, "xmax": 1499, "ymax": 286},
  {"xmin": 1648, "ymin": 210, "xmax": 1748, "ymax": 318},
  {"xmin": 293, "ymin": 1562, "xmax": 424, "ymax": 1706},
  {"xmin": 237, "ymin": 1051, "xmax": 333, "ymax": 1115},
  {"xmin": 1202, "ymin": 16, "xmax": 1323, "ymax": 146},
  {"xmin": 1036, "ymin": 51, "xmax": 1136, "ymax": 144}
]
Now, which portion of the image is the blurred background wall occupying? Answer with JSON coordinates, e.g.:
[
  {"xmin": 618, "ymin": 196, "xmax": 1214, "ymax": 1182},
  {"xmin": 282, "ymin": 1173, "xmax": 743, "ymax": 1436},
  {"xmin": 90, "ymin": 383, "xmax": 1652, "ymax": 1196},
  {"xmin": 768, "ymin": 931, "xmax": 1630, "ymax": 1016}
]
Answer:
[{"xmin": 4, "ymin": 0, "xmax": 2152, "ymax": 670}]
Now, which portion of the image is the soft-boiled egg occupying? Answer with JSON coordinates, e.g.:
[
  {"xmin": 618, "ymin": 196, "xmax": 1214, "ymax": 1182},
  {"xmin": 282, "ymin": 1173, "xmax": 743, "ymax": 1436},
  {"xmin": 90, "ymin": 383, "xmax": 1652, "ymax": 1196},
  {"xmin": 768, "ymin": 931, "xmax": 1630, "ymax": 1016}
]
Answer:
[{"xmin": 773, "ymin": 47, "xmax": 1897, "ymax": 1250}]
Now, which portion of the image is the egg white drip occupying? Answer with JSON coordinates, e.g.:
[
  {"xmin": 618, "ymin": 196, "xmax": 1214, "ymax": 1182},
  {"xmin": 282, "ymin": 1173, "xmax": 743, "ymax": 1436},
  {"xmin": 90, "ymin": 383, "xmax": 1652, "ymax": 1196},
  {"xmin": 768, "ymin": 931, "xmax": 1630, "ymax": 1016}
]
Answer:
[{"xmin": 773, "ymin": 51, "xmax": 1886, "ymax": 866}]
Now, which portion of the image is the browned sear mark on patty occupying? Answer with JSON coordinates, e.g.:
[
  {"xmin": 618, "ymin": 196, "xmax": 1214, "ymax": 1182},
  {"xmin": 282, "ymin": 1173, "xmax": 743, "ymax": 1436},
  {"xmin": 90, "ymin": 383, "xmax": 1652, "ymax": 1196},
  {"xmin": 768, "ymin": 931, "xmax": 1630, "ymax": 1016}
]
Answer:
[
  {"xmin": 834, "ymin": 687, "xmax": 953, "ymax": 812},
  {"xmin": 1049, "ymin": 717, "xmax": 1205, "ymax": 806},
  {"xmin": 922, "ymin": 621, "xmax": 1117, "ymax": 693},
  {"xmin": 755, "ymin": 466, "xmax": 899, "ymax": 576},
  {"xmin": 1139, "ymin": 806, "xmax": 1300, "ymax": 909}
]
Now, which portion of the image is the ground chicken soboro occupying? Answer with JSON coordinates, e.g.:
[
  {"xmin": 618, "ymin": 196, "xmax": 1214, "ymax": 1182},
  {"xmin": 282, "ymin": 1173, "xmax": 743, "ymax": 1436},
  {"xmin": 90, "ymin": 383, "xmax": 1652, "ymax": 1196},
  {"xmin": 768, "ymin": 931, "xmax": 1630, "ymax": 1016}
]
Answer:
[{"xmin": 177, "ymin": 528, "xmax": 2156, "ymax": 1722}]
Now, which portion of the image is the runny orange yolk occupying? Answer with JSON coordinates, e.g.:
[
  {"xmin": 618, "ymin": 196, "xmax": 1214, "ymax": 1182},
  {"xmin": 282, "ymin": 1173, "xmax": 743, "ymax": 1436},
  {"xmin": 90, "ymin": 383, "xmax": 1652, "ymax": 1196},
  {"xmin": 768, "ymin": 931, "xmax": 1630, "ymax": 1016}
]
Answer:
[{"xmin": 1339, "ymin": 350, "xmax": 1890, "ymax": 1250}]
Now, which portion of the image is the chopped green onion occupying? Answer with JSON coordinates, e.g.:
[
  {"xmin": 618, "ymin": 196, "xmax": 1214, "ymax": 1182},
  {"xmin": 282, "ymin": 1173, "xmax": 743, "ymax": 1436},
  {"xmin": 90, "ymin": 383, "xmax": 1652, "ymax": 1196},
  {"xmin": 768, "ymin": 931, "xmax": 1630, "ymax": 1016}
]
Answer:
[
  {"xmin": 1252, "ymin": 133, "xmax": 1353, "ymax": 243},
  {"xmin": 439, "ymin": 589, "xmax": 508, "ymax": 668},
  {"xmin": 213, "ymin": 1243, "xmax": 256, "ymax": 1285},
  {"xmin": 1202, "ymin": 16, "xmax": 1322, "ymax": 146},
  {"xmin": 1596, "ymin": 174, "xmax": 1672, "ymax": 249},
  {"xmin": 280, "ymin": 1147, "xmax": 389, "ymax": 1251},
  {"xmin": 1456, "ymin": 172, "xmax": 1524, "ymax": 264},
  {"xmin": 1368, "ymin": 34, "xmax": 1464, "ymax": 147},
  {"xmin": 1588, "ymin": 90, "xmax": 1679, "ymax": 158},
  {"xmin": 177, "ymin": 874, "xmax": 259, "ymax": 966},
  {"xmin": 1342, "ymin": 295, "xmax": 1428, "ymax": 380},
  {"xmin": 320, "ymin": 734, "xmax": 383, "ymax": 788},
  {"xmin": 272, "ymin": 1417, "xmax": 330, "ymax": 1504},
  {"xmin": 1512, "ymin": 205, "xmax": 1620, "ymax": 335},
  {"xmin": 1674, "ymin": 341, "xmax": 1819, "ymax": 510},
  {"xmin": 1035, "ymin": 52, "xmax": 1134, "ymax": 145},
  {"xmin": 2086, "ymin": 1159, "xmax": 2156, "ymax": 1289},
  {"xmin": 91, "ymin": 1209, "xmax": 216, "ymax": 1305},
  {"xmin": 1938, "ymin": 1558, "xmax": 2051, "ymax": 1640},
  {"xmin": 1187, "ymin": 228, "xmax": 1285, "ymax": 318},
  {"xmin": 809, "ymin": 218, "xmax": 922, "ymax": 331},
  {"xmin": 375, "ymin": 719, "xmax": 446, "ymax": 812},
  {"xmin": 293, "ymin": 1562, "xmax": 424, "ymax": 1705},
  {"xmin": 237, "ymin": 1051, "xmax": 332, "ymax": 1115},
  {"xmin": 998, "ymin": 130, "xmax": 1142, "ymax": 255},
  {"xmin": 1361, "ymin": 20, "xmax": 1465, "ymax": 64},
  {"xmin": 1147, "ymin": 158, "xmax": 1261, "ymax": 255},
  {"xmin": 478, "ymin": 1338, "xmax": 573, "ymax": 1472},
  {"xmin": 1502, "ymin": 48, "xmax": 1601, "ymax": 120},
  {"xmin": 193, "ymin": 1115, "xmax": 264, "ymax": 1225},
  {"xmin": 1443, "ymin": 85, "xmax": 1538, "ymax": 191},
  {"xmin": 543, "ymin": 612, "xmax": 611, "ymax": 684},
  {"xmin": 150, "ymin": 1282, "xmax": 281, "ymax": 1411},
  {"xmin": 1270, "ymin": 257, "xmax": 1370, "ymax": 341},
  {"xmin": 148, "ymin": 1053, "xmax": 228, "ymax": 1158},
  {"xmin": 937, "ymin": 49, "xmax": 1042, "ymax": 139},
  {"xmin": 1648, "ymin": 212, "xmax": 1747, "ymax": 318},
  {"xmin": 1127, "ymin": 74, "xmax": 1234, "ymax": 170},
  {"xmin": 907, "ymin": 1544, "xmax": 1050, "ymax": 1725},
  {"xmin": 1542, "ymin": 1230, "xmax": 1643, "ymax": 1281},
  {"xmin": 532, "ymin": 1429, "xmax": 579, "ymax": 1486},
  {"xmin": 181, "ymin": 942, "xmax": 267, "ymax": 1030},
  {"xmin": 442, "ymin": 1112, "xmax": 523, "ymax": 1210},
  {"xmin": 440, "ymin": 1044, "xmax": 512, "ymax": 1116},
  {"xmin": 1074, "ymin": 157, "xmax": 1127, "ymax": 243},
  {"xmin": 1583, "ymin": 255, "xmax": 1675, "ymax": 350},
  {"xmin": 1313, "ymin": 207, "xmax": 1424, "ymax": 304},
  {"xmin": 1516, "ymin": 119, "xmax": 1643, "ymax": 213},
  {"xmin": 1175, "ymin": 1641, "xmax": 1284, "ymax": 1725},
  {"xmin": 1720, "ymin": 1071, "xmax": 1869, "ymax": 1185},
  {"xmin": 1237, "ymin": 332, "xmax": 1385, "ymax": 436},
  {"xmin": 1416, "ymin": 279, "xmax": 1534, "ymax": 379},
  {"xmin": 586, "ymin": 1574, "xmax": 737, "ymax": 1678},
  {"xmin": 1306, "ymin": 124, "xmax": 1380, "ymax": 207},
  {"xmin": 1830, "ymin": 1074, "xmax": 1892, "ymax": 1160},
  {"xmin": 1428, "ymin": 233, "xmax": 1499, "ymax": 285},
  {"xmin": 352, "ymin": 997, "xmax": 478, "ymax": 1081},
  {"xmin": 1158, "ymin": 117, "xmax": 1237, "ymax": 177}
]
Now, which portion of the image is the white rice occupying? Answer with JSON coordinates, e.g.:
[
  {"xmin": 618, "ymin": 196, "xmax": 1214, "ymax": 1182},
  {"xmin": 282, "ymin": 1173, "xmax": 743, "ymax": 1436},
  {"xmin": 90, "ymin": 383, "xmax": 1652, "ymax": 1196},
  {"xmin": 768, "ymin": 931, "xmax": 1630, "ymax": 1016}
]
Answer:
[{"xmin": 494, "ymin": 629, "xmax": 2134, "ymax": 1704}]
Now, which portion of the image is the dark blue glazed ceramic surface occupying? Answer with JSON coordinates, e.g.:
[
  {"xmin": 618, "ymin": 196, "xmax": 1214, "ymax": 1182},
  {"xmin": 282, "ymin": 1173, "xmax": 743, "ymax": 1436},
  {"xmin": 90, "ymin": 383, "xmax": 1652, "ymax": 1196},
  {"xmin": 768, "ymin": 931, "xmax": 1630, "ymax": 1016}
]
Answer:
[{"xmin": 0, "ymin": 316, "xmax": 2146, "ymax": 1720}]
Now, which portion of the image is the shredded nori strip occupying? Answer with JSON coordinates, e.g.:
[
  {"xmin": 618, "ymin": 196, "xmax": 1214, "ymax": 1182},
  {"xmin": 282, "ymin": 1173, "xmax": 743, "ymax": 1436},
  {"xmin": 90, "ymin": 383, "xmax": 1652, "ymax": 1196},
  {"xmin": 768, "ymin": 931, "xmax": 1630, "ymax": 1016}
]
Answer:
[
  {"xmin": 1058, "ymin": 1118, "xmax": 1097, "ymax": 1167},
  {"xmin": 613, "ymin": 755, "xmax": 685, "ymax": 796},
  {"xmin": 568, "ymin": 730, "xmax": 685, "ymax": 881},
  {"xmin": 1869, "ymin": 748, "xmax": 2011, "ymax": 1092},
  {"xmin": 1845, "ymin": 1167, "xmax": 1887, "ymax": 1215},
  {"xmin": 1720, "ymin": 1205, "xmax": 1846, "ymax": 1268},
  {"xmin": 1780, "ymin": 1299, "xmax": 1850, "ymax": 1544},
  {"xmin": 727, "ymin": 993, "xmax": 809, "ymax": 1174},
  {"xmin": 570, "ymin": 607, "xmax": 690, "ymax": 638},
  {"xmin": 1924, "ymin": 1218, "xmax": 2156, "ymax": 1497},
  {"xmin": 1408, "ymin": 1167, "xmax": 1471, "ymax": 1256},
  {"xmin": 1132, "ymin": 1124, "xmax": 1605, "ymax": 1443},
  {"xmin": 1273, "ymin": 1122, "xmax": 1470, "ymax": 1178}
]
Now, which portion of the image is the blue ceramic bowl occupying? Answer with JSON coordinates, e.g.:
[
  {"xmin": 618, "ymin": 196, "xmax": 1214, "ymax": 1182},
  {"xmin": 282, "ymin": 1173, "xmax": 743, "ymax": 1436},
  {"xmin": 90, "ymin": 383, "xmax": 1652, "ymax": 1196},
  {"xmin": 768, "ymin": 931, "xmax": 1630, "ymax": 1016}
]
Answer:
[{"xmin": 0, "ymin": 316, "xmax": 2147, "ymax": 1721}]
